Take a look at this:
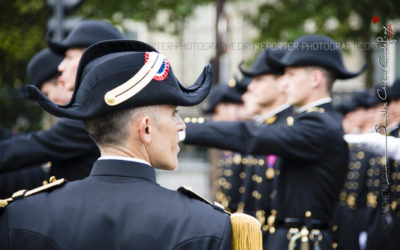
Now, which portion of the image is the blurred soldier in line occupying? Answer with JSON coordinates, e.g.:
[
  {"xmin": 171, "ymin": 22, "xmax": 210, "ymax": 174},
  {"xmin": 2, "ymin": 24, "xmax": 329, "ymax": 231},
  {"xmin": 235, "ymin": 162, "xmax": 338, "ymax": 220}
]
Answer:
[
  {"xmin": 184, "ymin": 34, "xmax": 366, "ymax": 250},
  {"xmin": 0, "ymin": 49, "xmax": 64, "ymax": 198},
  {"xmin": 339, "ymin": 94, "xmax": 370, "ymax": 134},
  {"xmin": 334, "ymin": 89, "xmax": 384, "ymax": 250},
  {"xmin": 187, "ymin": 45, "xmax": 291, "ymax": 248},
  {"xmin": 200, "ymin": 77, "xmax": 249, "ymax": 211},
  {"xmin": 237, "ymin": 46, "xmax": 292, "ymax": 245},
  {"xmin": 0, "ymin": 39, "xmax": 262, "ymax": 250},
  {"xmin": 0, "ymin": 20, "xmax": 123, "ymax": 182},
  {"xmin": 341, "ymin": 79, "xmax": 400, "ymax": 250}
]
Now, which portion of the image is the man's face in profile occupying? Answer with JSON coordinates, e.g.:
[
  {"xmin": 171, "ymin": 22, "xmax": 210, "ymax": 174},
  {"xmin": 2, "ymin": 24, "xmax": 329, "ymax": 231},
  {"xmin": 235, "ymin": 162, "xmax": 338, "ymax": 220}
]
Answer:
[
  {"xmin": 58, "ymin": 48, "xmax": 85, "ymax": 92},
  {"xmin": 147, "ymin": 105, "xmax": 186, "ymax": 170}
]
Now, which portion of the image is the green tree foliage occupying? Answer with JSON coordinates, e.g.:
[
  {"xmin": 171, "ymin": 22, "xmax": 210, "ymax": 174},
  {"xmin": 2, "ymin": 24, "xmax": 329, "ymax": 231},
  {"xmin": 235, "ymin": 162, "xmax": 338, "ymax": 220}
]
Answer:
[
  {"xmin": 242, "ymin": 0, "xmax": 399, "ymax": 87},
  {"xmin": 0, "ymin": 0, "xmax": 49, "ymax": 89},
  {"xmin": 0, "ymin": 0, "xmax": 50, "ymax": 131},
  {"xmin": 78, "ymin": 0, "xmax": 211, "ymax": 34}
]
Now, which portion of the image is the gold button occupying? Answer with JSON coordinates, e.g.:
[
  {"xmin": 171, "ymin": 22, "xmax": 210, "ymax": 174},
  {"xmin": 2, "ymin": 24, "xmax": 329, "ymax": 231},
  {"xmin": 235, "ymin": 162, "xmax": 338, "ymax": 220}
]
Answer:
[
  {"xmin": 286, "ymin": 117, "xmax": 294, "ymax": 126},
  {"xmin": 357, "ymin": 152, "xmax": 365, "ymax": 159},
  {"xmin": 239, "ymin": 186, "xmax": 246, "ymax": 193},
  {"xmin": 223, "ymin": 169, "xmax": 233, "ymax": 177},
  {"xmin": 305, "ymin": 211, "xmax": 312, "ymax": 218},
  {"xmin": 369, "ymin": 158, "xmax": 376, "ymax": 166}
]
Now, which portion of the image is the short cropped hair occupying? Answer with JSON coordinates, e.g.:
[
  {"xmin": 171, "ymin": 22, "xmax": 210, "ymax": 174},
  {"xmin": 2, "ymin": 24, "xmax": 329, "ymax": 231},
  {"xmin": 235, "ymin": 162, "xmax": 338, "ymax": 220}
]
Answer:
[
  {"xmin": 307, "ymin": 66, "xmax": 336, "ymax": 92},
  {"xmin": 84, "ymin": 106, "xmax": 158, "ymax": 147}
]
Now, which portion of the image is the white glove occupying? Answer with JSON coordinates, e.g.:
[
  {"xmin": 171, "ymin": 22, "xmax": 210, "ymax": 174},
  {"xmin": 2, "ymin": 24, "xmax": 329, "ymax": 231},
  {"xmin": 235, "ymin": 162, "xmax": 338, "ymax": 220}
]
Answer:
[{"xmin": 344, "ymin": 133, "xmax": 400, "ymax": 161}]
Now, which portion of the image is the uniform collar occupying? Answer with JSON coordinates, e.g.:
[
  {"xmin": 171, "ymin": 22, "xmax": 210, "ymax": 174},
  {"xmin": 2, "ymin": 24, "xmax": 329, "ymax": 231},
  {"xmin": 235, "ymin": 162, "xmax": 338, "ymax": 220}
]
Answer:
[
  {"xmin": 90, "ymin": 159, "xmax": 156, "ymax": 182},
  {"xmin": 295, "ymin": 97, "xmax": 332, "ymax": 113},
  {"xmin": 99, "ymin": 155, "xmax": 152, "ymax": 167},
  {"xmin": 254, "ymin": 103, "xmax": 291, "ymax": 124}
]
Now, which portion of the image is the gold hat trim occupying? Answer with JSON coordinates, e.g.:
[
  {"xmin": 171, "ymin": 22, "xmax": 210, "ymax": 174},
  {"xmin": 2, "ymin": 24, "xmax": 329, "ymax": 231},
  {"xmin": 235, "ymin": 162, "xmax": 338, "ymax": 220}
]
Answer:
[{"xmin": 104, "ymin": 52, "xmax": 165, "ymax": 106}]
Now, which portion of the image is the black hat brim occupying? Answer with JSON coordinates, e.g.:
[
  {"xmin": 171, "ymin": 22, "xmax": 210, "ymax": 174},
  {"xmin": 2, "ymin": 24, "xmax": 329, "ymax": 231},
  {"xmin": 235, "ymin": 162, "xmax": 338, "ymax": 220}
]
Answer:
[{"xmin": 267, "ymin": 53, "xmax": 367, "ymax": 80}]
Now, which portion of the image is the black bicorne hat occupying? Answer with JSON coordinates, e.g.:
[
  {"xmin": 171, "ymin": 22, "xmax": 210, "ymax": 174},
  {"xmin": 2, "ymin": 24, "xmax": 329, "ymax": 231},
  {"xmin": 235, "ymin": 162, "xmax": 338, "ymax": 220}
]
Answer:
[
  {"xmin": 27, "ymin": 48, "xmax": 63, "ymax": 88},
  {"xmin": 334, "ymin": 100, "xmax": 359, "ymax": 115},
  {"xmin": 203, "ymin": 82, "xmax": 245, "ymax": 114},
  {"xmin": 353, "ymin": 88, "xmax": 382, "ymax": 108},
  {"xmin": 267, "ymin": 35, "xmax": 366, "ymax": 79},
  {"xmin": 387, "ymin": 78, "xmax": 400, "ymax": 102},
  {"xmin": 240, "ymin": 46, "xmax": 287, "ymax": 77},
  {"xmin": 47, "ymin": 20, "xmax": 124, "ymax": 55},
  {"xmin": 25, "ymin": 40, "xmax": 213, "ymax": 119}
]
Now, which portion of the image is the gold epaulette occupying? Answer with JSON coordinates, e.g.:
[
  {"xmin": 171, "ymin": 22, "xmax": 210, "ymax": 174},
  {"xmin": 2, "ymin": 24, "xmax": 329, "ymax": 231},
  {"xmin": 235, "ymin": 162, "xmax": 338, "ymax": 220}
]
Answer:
[
  {"xmin": 0, "ymin": 176, "xmax": 67, "ymax": 209},
  {"xmin": 265, "ymin": 115, "xmax": 277, "ymax": 125},
  {"xmin": 178, "ymin": 186, "xmax": 263, "ymax": 250},
  {"xmin": 306, "ymin": 107, "xmax": 325, "ymax": 113}
]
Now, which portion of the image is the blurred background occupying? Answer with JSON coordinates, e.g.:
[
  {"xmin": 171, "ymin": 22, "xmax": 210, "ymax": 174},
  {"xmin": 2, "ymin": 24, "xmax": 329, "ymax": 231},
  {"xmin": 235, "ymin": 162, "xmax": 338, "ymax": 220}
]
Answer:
[{"xmin": 0, "ymin": 0, "xmax": 399, "ymax": 197}]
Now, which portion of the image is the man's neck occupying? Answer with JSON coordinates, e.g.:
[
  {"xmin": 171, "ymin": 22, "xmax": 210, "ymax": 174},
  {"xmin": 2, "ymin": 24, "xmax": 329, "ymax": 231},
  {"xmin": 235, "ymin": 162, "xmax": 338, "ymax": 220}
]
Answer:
[
  {"xmin": 258, "ymin": 97, "xmax": 287, "ymax": 116},
  {"xmin": 295, "ymin": 95, "xmax": 331, "ymax": 113},
  {"xmin": 100, "ymin": 145, "xmax": 151, "ymax": 165}
]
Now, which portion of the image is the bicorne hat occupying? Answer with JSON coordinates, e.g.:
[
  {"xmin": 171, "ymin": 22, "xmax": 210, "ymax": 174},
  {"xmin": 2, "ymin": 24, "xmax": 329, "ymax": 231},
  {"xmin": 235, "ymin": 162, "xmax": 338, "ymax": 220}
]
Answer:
[
  {"xmin": 240, "ymin": 46, "xmax": 287, "ymax": 77},
  {"xmin": 387, "ymin": 78, "xmax": 400, "ymax": 102},
  {"xmin": 47, "ymin": 20, "xmax": 124, "ymax": 55},
  {"xmin": 25, "ymin": 40, "xmax": 213, "ymax": 119},
  {"xmin": 267, "ymin": 35, "xmax": 366, "ymax": 79},
  {"xmin": 27, "ymin": 48, "xmax": 63, "ymax": 88}
]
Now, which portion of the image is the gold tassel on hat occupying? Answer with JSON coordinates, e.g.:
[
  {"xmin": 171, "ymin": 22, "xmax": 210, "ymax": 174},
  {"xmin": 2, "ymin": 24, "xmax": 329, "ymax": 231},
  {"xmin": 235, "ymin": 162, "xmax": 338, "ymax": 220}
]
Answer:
[{"xmin": 230, "ymin": 213, "xmax": 263, "ymax": 250}]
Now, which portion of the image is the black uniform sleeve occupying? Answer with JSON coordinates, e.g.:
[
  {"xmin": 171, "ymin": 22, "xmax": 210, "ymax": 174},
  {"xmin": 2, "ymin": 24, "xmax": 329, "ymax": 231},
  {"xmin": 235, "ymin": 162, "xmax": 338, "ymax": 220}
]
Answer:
[
  {"xmin": 0, "ymin": 118, "xmax": 98, "ymax": 173},
  {"xmin": 185, "ymin": 112, "xmax": 332, "ymax": 160},
  {"xmin": 0, "ymin": 127, "xmax": 15, "ymax": 140},
  {"xmin": 0, "ymin": 166, "xmax": 47, "ymax": 198}
]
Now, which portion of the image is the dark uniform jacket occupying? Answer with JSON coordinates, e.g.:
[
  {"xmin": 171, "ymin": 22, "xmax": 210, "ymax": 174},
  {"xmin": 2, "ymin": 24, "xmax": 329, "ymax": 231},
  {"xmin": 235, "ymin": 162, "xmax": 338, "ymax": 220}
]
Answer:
[
  {"xmin": 0, "ymin": 159, "xmax": 233, "ymax": 250},
  {"xmin": 185, "ymin": 102, "xmax": 348, "ymax": 249},
  {"xmin": 0, "ymin": 118, "xmax": 99, "ymax": 181}
]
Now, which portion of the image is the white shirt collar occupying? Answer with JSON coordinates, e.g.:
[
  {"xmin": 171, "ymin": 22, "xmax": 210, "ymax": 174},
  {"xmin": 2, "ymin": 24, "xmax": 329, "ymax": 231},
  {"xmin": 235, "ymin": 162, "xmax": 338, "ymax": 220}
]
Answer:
[
  {"xmin": 295, "ymin": 97, "xmax": 332, "ymax": 113},
  {"xmin": 98, "ymin": 155, "xmax": 152, "ymax": 167},
  {"xmin": 254, "ymin": 103, "xmax": 291, "ymax": 125}
]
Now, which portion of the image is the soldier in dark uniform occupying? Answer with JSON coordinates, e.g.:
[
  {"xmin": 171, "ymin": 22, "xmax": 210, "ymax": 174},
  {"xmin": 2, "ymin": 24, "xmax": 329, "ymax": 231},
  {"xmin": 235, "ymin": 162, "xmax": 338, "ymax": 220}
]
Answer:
[
  {"xmin": 202, "ymin": 78, "xmax": 250, "ymax": 212},
  {"xmin": 0, "ymin": 49, "xmax": 65, "ymax": 198},
  {"xmin": 187, "ymin": 46, "xmax": 291, "ymax": 248},
  {"xmin": 184, "ymin": 34, "xmax": 366, "ymax": 249},
  {"xmin": 343, "ymin": 79, "xmax": 400, "ymax": 250},
  {"xmin": 237, "ymin": 47, "xmax": 292, "ymax": 241},
  {"xmin": 0, "ymin": 20, "xmax": 124, "ymax": 181},
  {"xmin": 0, "ymin": 39, "xmax": 262, "ymax": 250},
  {"xmin": 335, "ymin": 89, "xmax": 384, "ymax": 250}
]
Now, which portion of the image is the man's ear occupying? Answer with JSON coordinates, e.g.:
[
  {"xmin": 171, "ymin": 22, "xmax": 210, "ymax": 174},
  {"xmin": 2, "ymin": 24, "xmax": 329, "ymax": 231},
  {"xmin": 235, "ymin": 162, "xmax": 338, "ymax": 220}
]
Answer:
[
  {"xmin": 310, "ymin": 68, "xmax": 324, "ymax": 88},
  {"xmin": 138, "ymin": 116, "xmax": 152, "ymax": 144}
]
